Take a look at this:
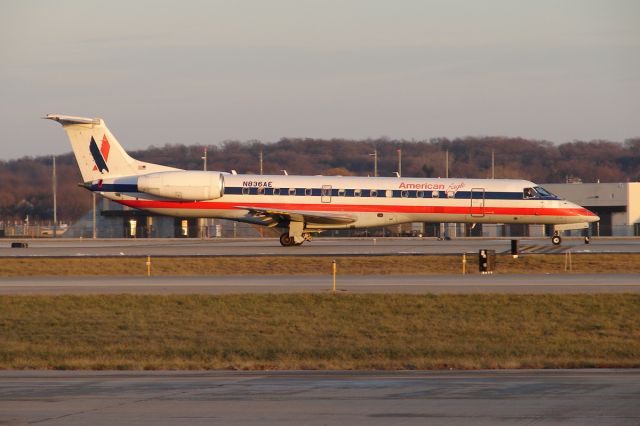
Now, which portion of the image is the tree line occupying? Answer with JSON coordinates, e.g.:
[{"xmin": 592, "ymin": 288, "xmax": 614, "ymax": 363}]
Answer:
[{"xmin": 1, "ymin": 136, "xmax": 639, "ymax": 223}]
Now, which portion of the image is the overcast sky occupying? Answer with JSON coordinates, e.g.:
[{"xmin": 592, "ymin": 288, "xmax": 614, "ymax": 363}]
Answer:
[{"xmin": 1, "ymin": 0, "xmax": 638, "ymax": 159}]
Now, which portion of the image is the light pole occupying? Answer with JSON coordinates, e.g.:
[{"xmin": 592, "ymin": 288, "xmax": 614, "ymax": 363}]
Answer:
[
  {"xmin": 92, "ymin": 193, "xmax": 96, "ymax": 239},
  {"xmin": 491, "ymin": 149, "xmax": 495, "ymax": 179},
  {"xmin": 202, "ymin": 147, "xmax": 207, "ymax": 171},
  {"xmin": 443, "ymin": 149, "xmax": 449, "ymax": 239},
  {"xmin": 200, "ymin": 147, "xmax": 208, "ymax": 238},
  {"xmin": 445, "ymin": 149, "xmax": 449, "ymax": 178},
  {"xmin": 52, "ymin": 156, "xmax": 57, "ymax": 238},
  {"xmin": 259, "ymin": 149, "xmax": 264, "ymax": 237},
  {"xmin": 369, "ymin": 149, "xmax": 378, "ymax": 177}
]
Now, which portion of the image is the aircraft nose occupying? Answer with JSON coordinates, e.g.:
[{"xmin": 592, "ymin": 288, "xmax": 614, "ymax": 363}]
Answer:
[
  {"xmin": 568, "ymin": 201, "xmax": 599, "ymax": 222},
  {"xmin": 582, "ymin": 207, "xmax": 599, "ymax": 223}
]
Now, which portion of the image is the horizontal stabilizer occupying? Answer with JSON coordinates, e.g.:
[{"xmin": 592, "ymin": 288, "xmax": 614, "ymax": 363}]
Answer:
[{"xmin": 44, "ymin": 114, "xmax": 101, "ymax": 126}]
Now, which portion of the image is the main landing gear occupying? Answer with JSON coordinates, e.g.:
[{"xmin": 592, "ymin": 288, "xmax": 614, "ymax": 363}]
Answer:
[
  {"xmin": 279, "ymin": 231, "xmax": 313, "ymax": 247},
  {"xmin": 279, "ymin": 221, "xmax": 314, "ymax": 247},
  {"xmin": 279, "ymin": 233, "xmax": 299, "ymax": 247}
]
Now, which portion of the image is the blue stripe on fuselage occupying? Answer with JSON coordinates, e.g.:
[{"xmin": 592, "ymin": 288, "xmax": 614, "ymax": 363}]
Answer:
[
  {"xmin": 223, "ymin": 186, "xmax": 555, "ymax": 200},
  {"xmin": 89, "ymin": 184, "xmax": 558, "ymax": 201}
]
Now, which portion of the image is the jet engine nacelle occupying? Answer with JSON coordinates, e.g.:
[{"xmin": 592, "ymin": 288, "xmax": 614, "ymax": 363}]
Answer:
[{"xmin": 137, "ymin": 171, "xmax": 225, "ymax": 201}]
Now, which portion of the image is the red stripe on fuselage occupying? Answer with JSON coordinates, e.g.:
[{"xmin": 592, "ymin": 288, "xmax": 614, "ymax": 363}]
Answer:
[{"xmin": 117, "ymin": 199, "xmax": 594, "ymax": 218}]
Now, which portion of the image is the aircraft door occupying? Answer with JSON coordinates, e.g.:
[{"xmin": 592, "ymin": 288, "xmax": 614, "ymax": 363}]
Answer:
[
  {"xmin": 321, "ymin": 185, "xmax": 332, "ymax": 203},
  {"xmin": 470, "ymin": 188, "xmax": 485, "ymax": 218}
]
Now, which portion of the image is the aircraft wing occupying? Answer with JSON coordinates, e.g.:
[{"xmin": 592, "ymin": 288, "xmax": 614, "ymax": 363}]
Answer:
[{"xmin": 235, "ymin": 206, "xmax": 357, "ymax": 225}]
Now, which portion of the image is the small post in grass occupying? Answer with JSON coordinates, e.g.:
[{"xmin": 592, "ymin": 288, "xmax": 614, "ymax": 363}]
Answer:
[
  {"xmin": 332, "ymin": 259, "xmax": 337, "ymax": 293},
  {"xmin": 564, "ymin": 250, "xmax": 572, "ymax": 272},
  {"xmin": 146, "ymin": 255, "xmax": 151, "ymax": 277},
  {"xmin": 462, "ymin": 253, "xmax": 466, "ymax": 275}
]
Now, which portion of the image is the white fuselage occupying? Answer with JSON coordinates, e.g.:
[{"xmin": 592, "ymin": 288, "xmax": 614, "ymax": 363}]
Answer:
[{"xmin": 93, "ymin": 173, "xmax": 599, "ymax": 230}]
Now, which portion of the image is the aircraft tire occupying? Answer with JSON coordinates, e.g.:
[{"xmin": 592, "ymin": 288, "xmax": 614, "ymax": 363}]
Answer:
[
  {"xmin": 551, "ymin": 235, "xmax": 562, "ymax": 246},
  {"xmin": 279, "ymin": 233, "xmax": 294, "ymax": 247}
]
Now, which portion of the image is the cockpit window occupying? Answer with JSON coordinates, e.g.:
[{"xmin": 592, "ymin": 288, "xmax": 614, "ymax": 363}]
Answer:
[
  {"xmin": 533, "ymin": 186, "xmax": 557, "ymax": 198},
  {"xmin": 523, "ymin": 187, "xmax": 536, "ymax": 199}
]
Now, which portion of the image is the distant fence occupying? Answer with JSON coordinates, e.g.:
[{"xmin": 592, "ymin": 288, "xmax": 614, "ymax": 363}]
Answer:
[
  {"xmin": 2, "ymin": 221, "xmax": 638, "ymax": 239},
  {"xmin": 0, "ymin": 223, "xmax": 67, "ymax": 238}
]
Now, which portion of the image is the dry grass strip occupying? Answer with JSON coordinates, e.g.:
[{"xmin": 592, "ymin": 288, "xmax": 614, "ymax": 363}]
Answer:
[
  {"xmin": 1, "ymin": 294, "xmax": 638, "ymax": 370},
  {"xmin": 1, "ymin": 253, "xmax": 640, "ymax": 277}
]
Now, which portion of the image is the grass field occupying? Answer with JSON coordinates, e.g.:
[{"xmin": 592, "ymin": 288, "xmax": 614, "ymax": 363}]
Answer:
[
  {"xmin": 1, "ymin": 253, "xmax": 640, "ymax": 276},
  {"xmin": 1, "ymin": 294, "xmax": 638, "ymax": 370}
]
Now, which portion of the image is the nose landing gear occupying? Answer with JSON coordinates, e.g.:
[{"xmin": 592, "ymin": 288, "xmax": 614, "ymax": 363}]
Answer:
[{"xmin": 551, "ymin": 233, "xmax": 592, "ymax": 246}]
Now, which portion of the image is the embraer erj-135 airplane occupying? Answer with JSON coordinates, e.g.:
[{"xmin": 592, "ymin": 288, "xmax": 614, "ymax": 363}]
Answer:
[{"xmin": 46, "ymin": 114, "xmax": 599, "ymax": 246}]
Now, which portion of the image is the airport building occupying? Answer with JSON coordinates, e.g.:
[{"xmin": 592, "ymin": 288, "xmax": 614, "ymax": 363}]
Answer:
[{"xmin": 544, "ymin": 182, "xmax": 640, "ymax": 237}]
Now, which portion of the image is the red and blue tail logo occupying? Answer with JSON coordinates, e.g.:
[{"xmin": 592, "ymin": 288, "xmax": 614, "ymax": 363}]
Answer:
[{"xmin": 90, "ymin": 135, "xmax": 110, "ymax": 173}]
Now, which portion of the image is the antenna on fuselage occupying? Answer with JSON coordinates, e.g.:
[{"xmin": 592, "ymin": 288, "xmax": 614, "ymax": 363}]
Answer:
[{"xmin": 281, "ymin": 170, "xmax": 288, "ymax": 176}]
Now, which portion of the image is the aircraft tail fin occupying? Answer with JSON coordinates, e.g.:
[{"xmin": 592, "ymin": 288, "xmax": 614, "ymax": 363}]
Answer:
[{"xmin": 44, "ymin": 114, "xmax": 178, "ymax": 182}]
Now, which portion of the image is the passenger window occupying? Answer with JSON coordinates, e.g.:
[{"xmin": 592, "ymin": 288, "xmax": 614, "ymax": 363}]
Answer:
[
  {"xmin": 370, "ymin": 190, "xmax": 378, "ymax": 197},
  {"xmin": 273, "ymin": 188, "xmax": 280, "ymax": 195},
  {"xmin": 305, "ymin": 188, "xmax": 312, "ymax": 196},
  {"xmin": 417, "ymin": 191, "xmax": 424, "ymax": 198},
  {"xmin": 401, "ymin": 190, "xmax": 409, "ymax": 198},
  {"xmin": 257, "ymin": 187, "xmax": 265, "ymax": 195},
  {"xmin": 432, "ymin": 191, "xmax": 440, "ymax": 198},
  {"xmin": 354, "ymin": 189, "xmax": 362, "ymax": 197},
  {"xmin": 242, "ymin": 187, "xmax": 250, "ymax": 195},
  {"xmin": 288, "ymin": 188, "xmax": 296, "ymax": 196},
  {"xmin": 338, "ymin": 189, "xmax": 346, "ymax": 197},
  {"xmin": 385, "ymin": 190, "xmax": 393, "ymax": 198},
  {"xmin": 447, "ymin": 191, "xmax": 455, "ymax": 198}
]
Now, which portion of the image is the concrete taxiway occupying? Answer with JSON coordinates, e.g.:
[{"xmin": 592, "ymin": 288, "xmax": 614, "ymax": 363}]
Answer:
[
  {"xmin": 1, "ymin": 274, "xmax": 639, "ymax": 295},
  {"xmin": 1, "ymin": 370, "xmax": 639, "ymax": 425},
  {"xmin": 2, "ymin": 237, "xmax": 640, "ymax": 257}
]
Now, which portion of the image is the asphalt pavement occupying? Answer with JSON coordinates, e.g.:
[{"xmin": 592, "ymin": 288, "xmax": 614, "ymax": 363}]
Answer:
[
  {"xmin": 1, "ymin": 273, "xmax": 639, "ymax": 294},
  {"xmin": 2, "ymin": 237, "xmax": 639, "ymax": 257},
  {"xmin": 2, "ymin": 370, "xmax": 638, "ymax": 426}
]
